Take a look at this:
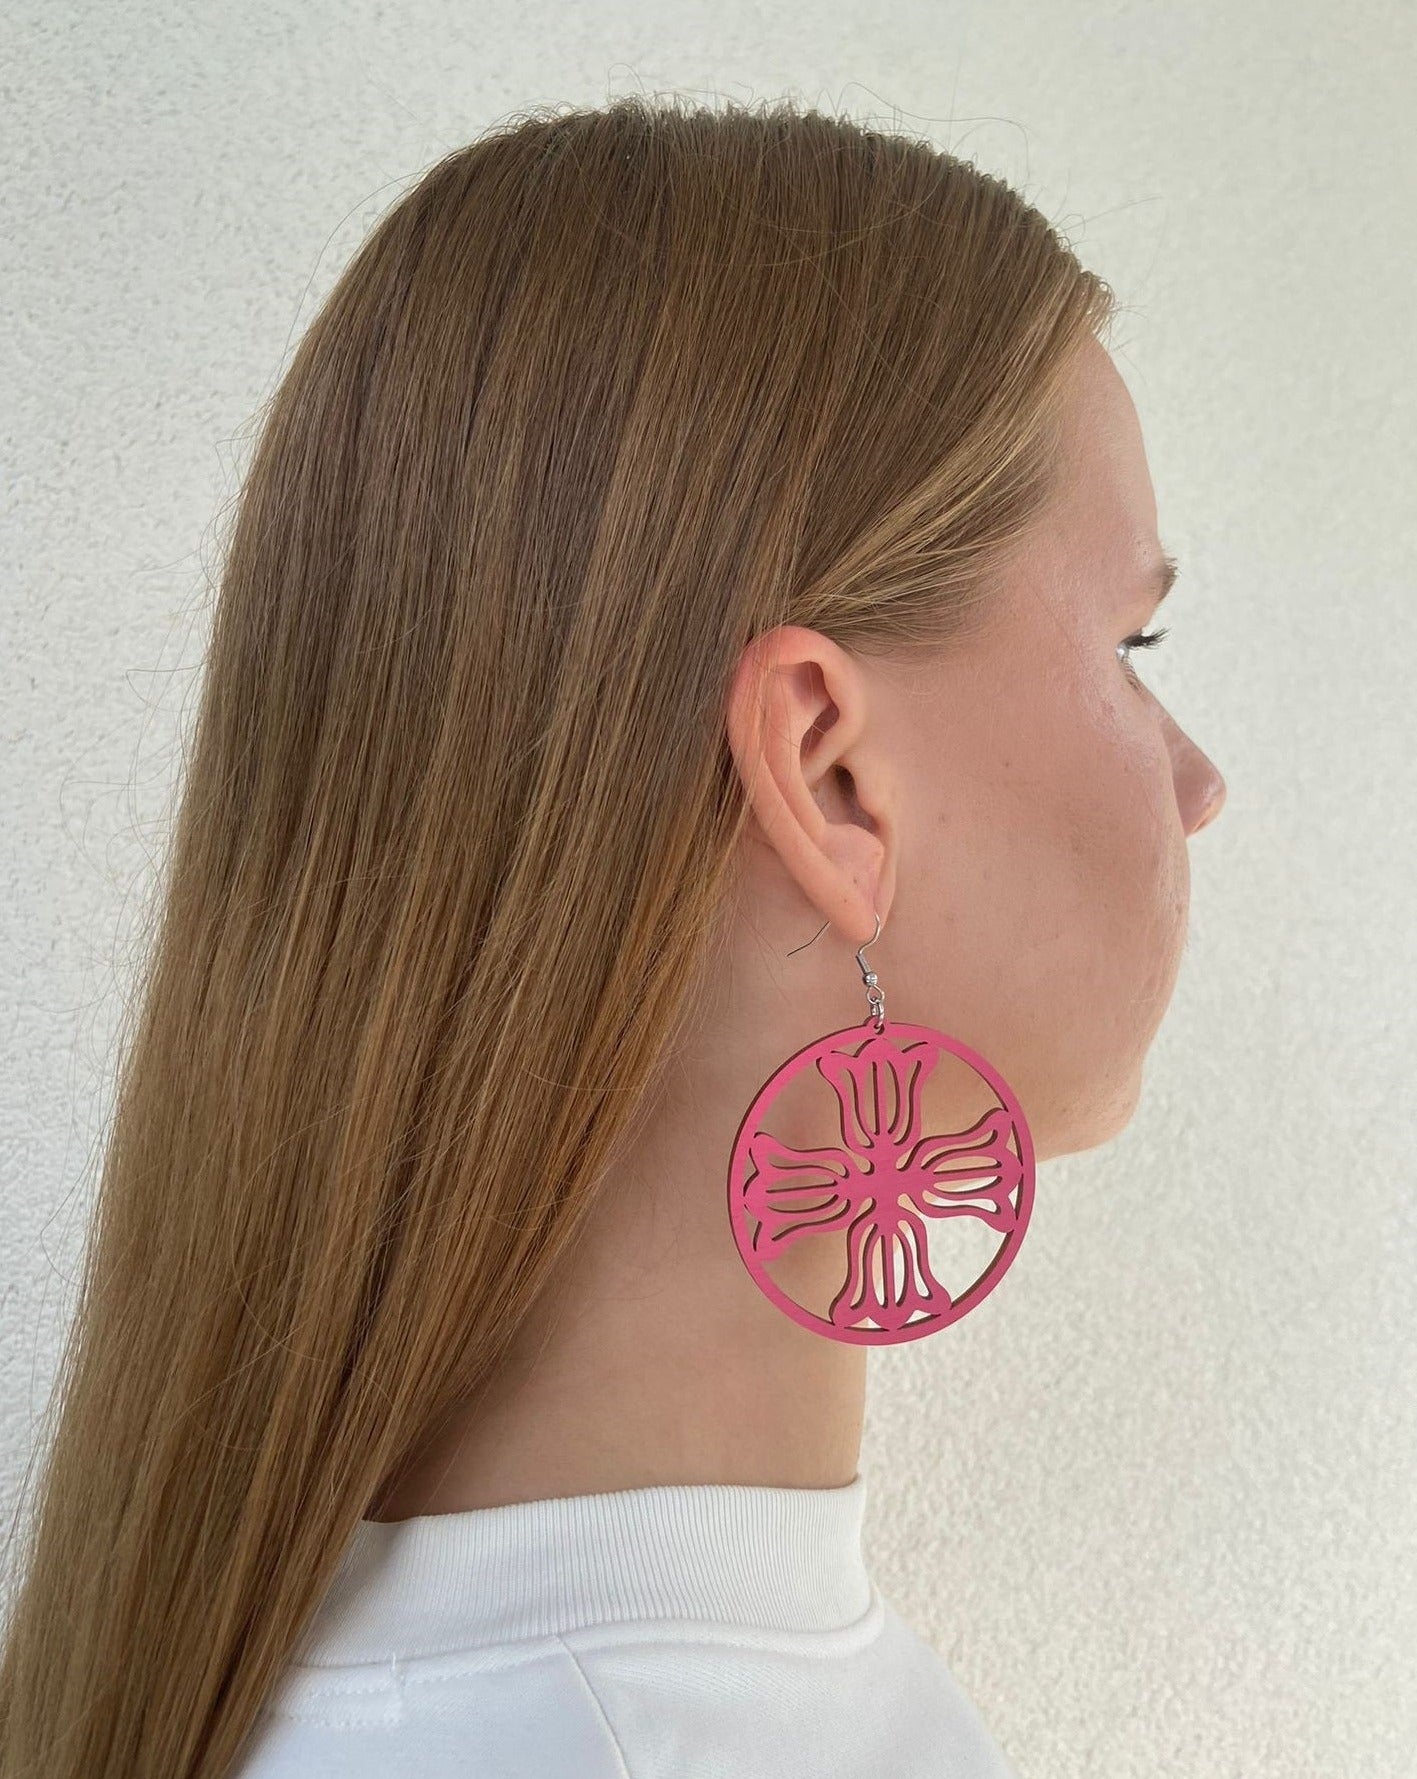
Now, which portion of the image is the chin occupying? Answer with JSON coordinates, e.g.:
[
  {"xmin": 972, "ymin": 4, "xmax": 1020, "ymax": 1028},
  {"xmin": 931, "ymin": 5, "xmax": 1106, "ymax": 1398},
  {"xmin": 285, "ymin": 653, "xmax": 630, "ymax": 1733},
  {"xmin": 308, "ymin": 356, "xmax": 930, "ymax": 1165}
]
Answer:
[
  {"xmin": 1034, "ymin": 1064, "xmax": 1144, "ymax": 1161},
  {"xmin": 1099, "ymin": 1062, "xmax": 1147, "ymax": 1142}
]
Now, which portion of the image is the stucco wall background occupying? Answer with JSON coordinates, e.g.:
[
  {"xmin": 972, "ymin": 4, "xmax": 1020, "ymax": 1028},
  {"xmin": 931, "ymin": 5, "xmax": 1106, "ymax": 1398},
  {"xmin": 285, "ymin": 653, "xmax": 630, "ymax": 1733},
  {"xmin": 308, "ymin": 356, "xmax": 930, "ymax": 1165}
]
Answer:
[{"xmin": 2, "ymin": 5, "xmax": 1413, "ymax": 1776}]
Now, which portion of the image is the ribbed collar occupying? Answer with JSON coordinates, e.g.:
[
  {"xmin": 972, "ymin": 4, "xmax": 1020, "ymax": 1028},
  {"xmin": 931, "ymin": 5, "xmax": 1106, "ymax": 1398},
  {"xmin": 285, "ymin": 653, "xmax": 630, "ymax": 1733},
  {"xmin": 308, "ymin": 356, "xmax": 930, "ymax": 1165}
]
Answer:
[{"xmin": 294, "ymin": 1472, "xmax": 872, "ymax": 1664}]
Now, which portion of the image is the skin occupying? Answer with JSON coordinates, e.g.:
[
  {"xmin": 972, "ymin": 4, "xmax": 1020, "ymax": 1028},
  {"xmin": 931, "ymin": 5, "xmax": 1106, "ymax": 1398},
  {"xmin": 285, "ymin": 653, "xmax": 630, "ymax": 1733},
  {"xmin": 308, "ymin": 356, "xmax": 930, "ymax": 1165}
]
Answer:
[{"xmin": 369, "ymin": 334, "xmax": 1226, "ymax": 1519}]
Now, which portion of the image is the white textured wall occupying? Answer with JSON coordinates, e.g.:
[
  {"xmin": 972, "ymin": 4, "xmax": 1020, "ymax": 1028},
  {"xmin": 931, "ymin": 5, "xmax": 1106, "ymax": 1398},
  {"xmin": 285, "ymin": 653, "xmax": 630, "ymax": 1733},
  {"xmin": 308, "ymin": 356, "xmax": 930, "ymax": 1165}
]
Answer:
[{"xmin": 3, "ymin": 6, "xmax": 1414, "ymax": 1776}]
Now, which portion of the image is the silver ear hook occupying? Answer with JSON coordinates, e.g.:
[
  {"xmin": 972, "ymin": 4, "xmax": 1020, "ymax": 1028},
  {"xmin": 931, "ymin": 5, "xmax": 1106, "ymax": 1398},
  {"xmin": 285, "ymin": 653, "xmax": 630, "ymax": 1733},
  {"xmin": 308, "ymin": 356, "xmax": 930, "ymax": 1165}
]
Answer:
[
  {"xmin": 786, "ymin": 910, "xmax": 885, "ymax": 1030},
  {"xmin": 856, "ymin": 909, "xmax": 886, "ymax": 1030},
  {"xmin": 854, "ymin": 908, "xmax": 882, "ymax": 978}
]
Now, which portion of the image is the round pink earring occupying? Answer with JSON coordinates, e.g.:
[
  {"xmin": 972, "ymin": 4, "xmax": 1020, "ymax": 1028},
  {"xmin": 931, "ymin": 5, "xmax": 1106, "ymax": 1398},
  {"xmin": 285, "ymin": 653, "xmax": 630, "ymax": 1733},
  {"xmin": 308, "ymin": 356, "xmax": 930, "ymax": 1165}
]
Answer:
[{"xmin": 726, "ymin": 910, "xmax": 1035, "ymax": 1344}]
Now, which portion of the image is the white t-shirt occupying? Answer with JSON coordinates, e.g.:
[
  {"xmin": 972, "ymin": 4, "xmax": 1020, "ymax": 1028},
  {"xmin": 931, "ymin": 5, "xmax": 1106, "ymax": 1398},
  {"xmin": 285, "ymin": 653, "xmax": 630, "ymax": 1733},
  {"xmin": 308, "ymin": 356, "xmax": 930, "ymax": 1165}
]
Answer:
[{"xmin": 234, "ymin": 1470, "xmax": 1019, "ymax": 1778}]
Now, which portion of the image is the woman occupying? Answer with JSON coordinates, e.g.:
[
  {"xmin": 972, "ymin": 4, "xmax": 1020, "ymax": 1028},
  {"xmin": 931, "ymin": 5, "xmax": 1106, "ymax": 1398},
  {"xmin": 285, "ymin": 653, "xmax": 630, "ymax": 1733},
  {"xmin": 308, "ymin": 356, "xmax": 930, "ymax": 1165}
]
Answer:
[{"xmin": 0, "ymin": 95, "xmax": 1225, "ymax": 1777}]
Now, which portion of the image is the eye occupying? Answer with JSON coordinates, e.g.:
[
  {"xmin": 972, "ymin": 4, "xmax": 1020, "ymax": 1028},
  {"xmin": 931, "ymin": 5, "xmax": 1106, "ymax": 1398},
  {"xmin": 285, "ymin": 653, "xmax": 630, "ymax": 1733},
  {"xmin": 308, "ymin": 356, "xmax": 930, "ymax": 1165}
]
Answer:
[{"xmin": 1117, "ymin": 624, "xmax": 1170, "ymax": 684}]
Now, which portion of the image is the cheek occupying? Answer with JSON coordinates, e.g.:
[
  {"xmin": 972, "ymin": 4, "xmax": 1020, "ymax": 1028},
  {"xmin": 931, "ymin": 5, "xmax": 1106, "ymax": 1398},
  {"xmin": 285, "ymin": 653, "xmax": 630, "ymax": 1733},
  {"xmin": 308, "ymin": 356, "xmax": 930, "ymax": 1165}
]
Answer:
[
  {"xmin": 980, "ymin": 673, "xmax": 1184, "ymax": 982},
  {"xmin": 1073, "ymin": 695, "xmax": 1185, "ymax": 937},
  {"xmin": 1072, "ymin": 704, "xmax": 1192, "ymax": 1046},
  {"xmin": 902, "ymin": 654, "xmax": 1183, "ymax": 978}
]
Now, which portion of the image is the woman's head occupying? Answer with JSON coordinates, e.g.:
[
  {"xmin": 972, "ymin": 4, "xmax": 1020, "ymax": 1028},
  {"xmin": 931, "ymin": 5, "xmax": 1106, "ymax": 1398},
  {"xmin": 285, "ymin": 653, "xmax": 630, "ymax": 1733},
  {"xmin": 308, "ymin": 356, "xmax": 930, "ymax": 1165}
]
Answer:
[
  {"xmin": 0, "ymin": 95, "xmax": 1199, "ymax": 1776},
  {"xmin": 724, "ymin": 332, "xmax": 1225, "ymax": 1167}
]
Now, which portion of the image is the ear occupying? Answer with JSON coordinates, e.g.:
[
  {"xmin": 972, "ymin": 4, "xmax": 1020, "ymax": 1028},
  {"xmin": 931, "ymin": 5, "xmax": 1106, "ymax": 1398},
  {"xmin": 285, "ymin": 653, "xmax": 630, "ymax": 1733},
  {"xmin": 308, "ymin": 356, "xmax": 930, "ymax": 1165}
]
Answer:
[{"xmin": 724, "ymin": 624, "xmax": 895, "ymax": 949}]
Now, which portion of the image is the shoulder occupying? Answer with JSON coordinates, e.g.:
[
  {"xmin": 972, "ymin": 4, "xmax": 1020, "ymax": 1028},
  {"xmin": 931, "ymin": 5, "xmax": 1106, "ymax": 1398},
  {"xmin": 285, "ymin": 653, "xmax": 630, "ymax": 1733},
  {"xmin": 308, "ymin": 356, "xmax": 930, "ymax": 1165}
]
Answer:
[
  {"xmin": 232, "ymin": 1595, "xmax": 1018, "ymax": 1779},
  {"xmin": 552, "ymin": 1592, "xmax": 1019, "ymax": 1777},
  {"xmin": 231, "ymin": 1638, "xmax": 631, "ymax": 1778}
]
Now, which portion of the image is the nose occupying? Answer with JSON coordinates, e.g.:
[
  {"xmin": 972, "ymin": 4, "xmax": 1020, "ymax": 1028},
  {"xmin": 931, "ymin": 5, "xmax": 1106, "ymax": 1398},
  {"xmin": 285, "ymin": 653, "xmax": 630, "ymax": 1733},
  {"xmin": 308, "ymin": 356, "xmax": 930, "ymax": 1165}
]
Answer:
[
  {"xmin": 1190, "ymin": 771, "xmax": 1225, "ymax": 832},
  {"xmin": 1162, "ymin": 705, "xmax": 1226, "ymax": 834},
  {"xmin": 1174, "ymin": 728, "xmax": 1226, "ymax": 835}
]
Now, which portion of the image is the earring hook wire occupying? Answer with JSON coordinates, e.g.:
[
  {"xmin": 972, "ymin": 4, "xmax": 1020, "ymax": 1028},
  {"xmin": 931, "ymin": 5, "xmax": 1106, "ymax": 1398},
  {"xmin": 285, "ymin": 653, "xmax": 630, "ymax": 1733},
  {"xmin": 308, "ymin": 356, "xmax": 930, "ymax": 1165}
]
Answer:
[{"xmin": 784, "ymin": 909, "xmax": 885, "ymax": 1029}]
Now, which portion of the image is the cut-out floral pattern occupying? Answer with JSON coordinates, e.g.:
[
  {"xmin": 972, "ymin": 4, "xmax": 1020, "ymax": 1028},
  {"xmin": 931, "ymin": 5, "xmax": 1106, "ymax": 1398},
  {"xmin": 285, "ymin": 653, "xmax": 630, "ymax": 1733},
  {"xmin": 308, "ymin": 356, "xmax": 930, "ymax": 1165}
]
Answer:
[{"xmin": 740, "ymin": 1029, "xmax": 1024, "ymax": 1331}]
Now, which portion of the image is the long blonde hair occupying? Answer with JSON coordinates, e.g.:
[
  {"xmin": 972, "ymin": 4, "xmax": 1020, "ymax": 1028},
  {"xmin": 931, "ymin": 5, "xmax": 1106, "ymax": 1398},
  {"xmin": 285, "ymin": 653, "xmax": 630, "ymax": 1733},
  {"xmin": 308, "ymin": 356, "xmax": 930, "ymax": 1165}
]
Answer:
[{"xmin": 0, "ymin": 95, "xmax": 1113, "ymax": 1776}]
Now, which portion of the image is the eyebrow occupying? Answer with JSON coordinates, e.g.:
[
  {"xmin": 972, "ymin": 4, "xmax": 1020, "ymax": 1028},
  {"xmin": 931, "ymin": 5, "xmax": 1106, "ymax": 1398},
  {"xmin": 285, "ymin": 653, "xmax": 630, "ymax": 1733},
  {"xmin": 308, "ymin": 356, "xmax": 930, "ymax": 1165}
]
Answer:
[{"xmin": 1151, "ymin": 550, "xmax": 1180, "ymax": 605}]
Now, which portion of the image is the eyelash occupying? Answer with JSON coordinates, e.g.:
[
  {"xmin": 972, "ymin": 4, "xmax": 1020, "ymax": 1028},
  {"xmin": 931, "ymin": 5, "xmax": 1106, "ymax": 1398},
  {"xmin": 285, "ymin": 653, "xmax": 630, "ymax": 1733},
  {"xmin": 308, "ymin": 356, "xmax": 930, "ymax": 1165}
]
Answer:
[{"xmin": 1117, "ymin": 624, "xmax": 1170, "ymax": 681}]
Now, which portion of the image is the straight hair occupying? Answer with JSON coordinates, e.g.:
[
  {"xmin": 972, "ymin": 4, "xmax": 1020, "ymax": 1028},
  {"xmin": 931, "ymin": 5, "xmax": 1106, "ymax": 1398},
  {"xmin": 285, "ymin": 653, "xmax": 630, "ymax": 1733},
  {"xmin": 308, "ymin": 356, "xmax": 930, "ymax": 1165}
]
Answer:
[{"xmin": 0, "ymin": 94, "xmax": 1114, "ymax": 1777}]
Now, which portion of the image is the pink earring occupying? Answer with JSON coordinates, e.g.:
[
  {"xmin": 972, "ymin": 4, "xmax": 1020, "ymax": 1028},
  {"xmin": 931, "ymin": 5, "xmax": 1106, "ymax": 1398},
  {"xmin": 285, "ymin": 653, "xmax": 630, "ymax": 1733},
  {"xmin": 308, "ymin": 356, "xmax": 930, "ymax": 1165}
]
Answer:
[{"xmin": 726, "ymin": 910, "xmax": 1035, "ymax": 1344}]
